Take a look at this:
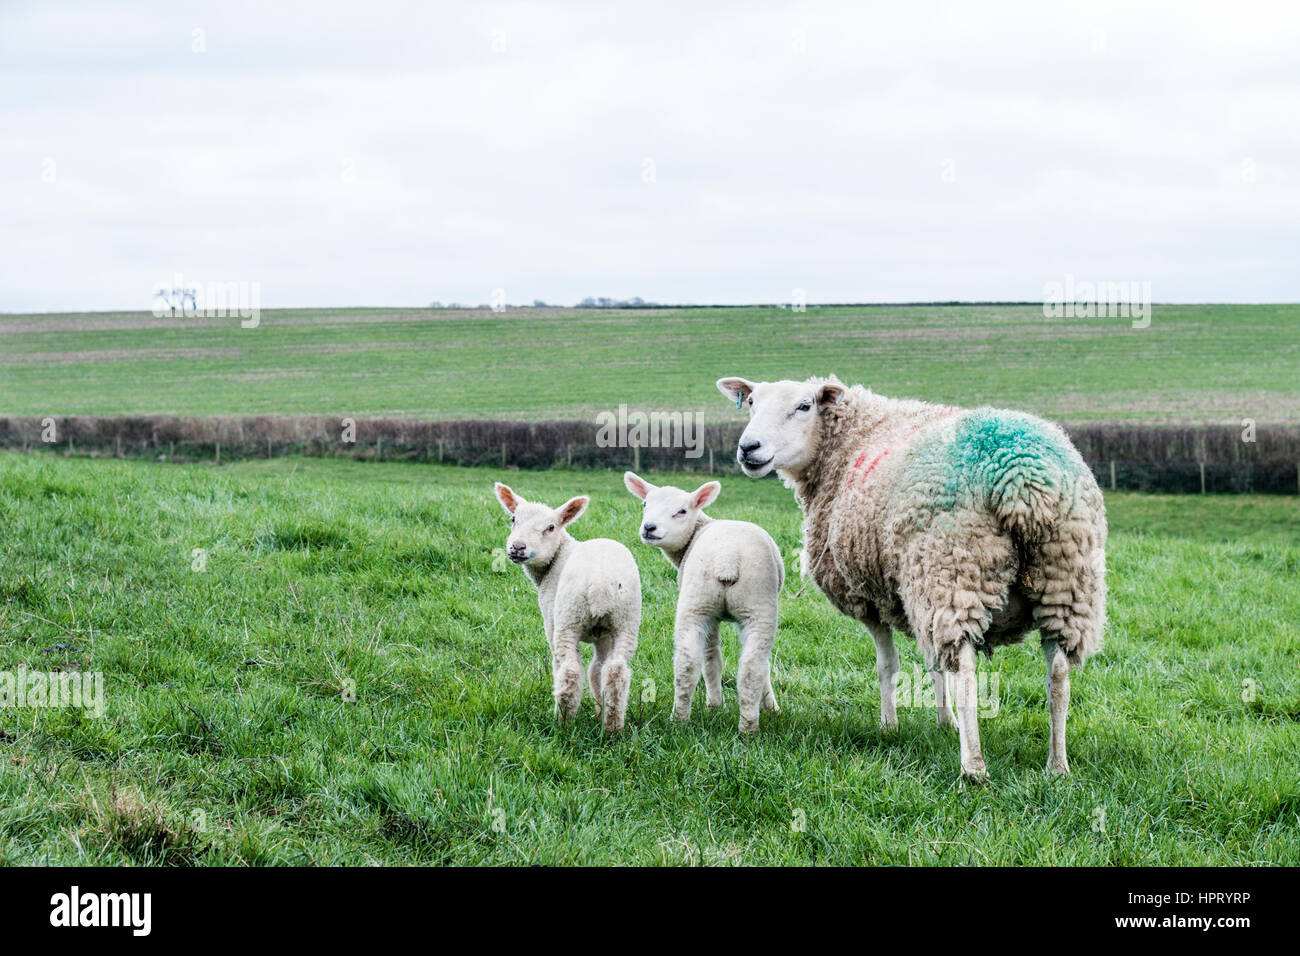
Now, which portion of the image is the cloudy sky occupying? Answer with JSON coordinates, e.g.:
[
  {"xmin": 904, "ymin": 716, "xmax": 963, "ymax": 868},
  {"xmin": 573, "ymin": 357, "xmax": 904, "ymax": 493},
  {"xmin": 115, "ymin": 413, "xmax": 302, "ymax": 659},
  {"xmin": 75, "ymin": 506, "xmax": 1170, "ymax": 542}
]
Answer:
[{"xmin": 2, "ymin": 0, "xmax": 1298, "ymax": 311}]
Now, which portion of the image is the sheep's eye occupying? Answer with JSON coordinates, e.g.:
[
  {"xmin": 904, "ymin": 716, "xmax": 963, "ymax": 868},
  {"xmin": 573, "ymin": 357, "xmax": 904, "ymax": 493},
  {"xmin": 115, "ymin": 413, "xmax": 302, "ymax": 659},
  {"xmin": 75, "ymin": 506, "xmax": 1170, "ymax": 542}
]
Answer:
[
  {"xmin": 797, "ymin": 402, "xmax": 812, "ymax": 412},
  {"xmin": 747, "ymin": 396, "xmax": 753, "ymax": 406},
  {"xmin": 545, "ymin": 524, "xmax": 555, "ymax": 533},
  {"xmin": 674, "ymin": 508, "xmax": 687, "ymax": 518}
]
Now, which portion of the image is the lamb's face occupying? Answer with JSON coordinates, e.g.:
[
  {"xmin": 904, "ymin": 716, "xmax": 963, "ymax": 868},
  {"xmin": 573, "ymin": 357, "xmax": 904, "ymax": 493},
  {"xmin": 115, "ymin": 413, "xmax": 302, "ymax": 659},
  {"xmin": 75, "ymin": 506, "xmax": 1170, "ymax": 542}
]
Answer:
[
  {"xmin": 623, "ymin": 472, "xmax": 720, "ymax": 552},
  {"xmin": 493, "ymin": 482, "xmax": 588, "ymax": 569},
  {"xmin": 717, "ymin": 376, "xmax": 845, "ymax": 479}
]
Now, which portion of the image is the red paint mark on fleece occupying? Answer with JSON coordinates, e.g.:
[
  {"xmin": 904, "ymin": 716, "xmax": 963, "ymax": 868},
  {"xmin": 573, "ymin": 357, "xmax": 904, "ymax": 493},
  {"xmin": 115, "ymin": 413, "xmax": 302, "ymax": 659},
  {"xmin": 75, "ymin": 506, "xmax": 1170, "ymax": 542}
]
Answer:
[{"xmin": 844, "ymin": 407, "xmax": 958, "ymax": 490}]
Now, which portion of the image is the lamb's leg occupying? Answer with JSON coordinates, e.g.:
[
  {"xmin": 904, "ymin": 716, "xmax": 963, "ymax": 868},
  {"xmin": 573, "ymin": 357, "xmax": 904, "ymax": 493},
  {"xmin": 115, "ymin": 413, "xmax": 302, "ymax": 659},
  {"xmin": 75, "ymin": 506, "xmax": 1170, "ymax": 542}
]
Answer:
[
  {"xmin": 866, "ymin": 621, "xmax": 900, "ymax": 730},
  {"xmin": 736, "ymin": 618, "xmax": 775, "ymax": 735},
  {"xmin": 551, "ymin": 626, "xmax": 584, "ymax": 723},
  {"xmin": 1043, "ymin": 638, "xmax": 1070, "ymax": 775},
  {"xmin": 588, "ymin": 635, "xmax": 612, "ymax": 714},
  {"xmin": 600, "ymin": 627, "xmax": 636, "ymax": 734},
  {"xmin": 931, "ymin": 666, "xmax": 956, "ymax": 728},
  {"xmin": 952, "ymin": 641, "xmax": 987, "ymax": 781},
  {"xmin": 761, "ymin": 673, "xmax": 779, "ymax": 714},
  {"xmin": 672, "ymin": 615, "xmax": 708, "ymax": 722},
  {"xmin": 702, "ymin": 621, "xmax": 723, "ymax": 710}
]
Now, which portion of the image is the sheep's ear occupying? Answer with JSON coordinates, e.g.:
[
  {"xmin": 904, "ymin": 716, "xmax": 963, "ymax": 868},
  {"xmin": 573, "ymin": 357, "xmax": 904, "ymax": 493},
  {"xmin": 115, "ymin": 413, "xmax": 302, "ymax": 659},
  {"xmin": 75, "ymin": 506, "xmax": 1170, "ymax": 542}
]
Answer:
[
  {"xmin": 691, "ymin": 481, "xmax": 721, "ymax": 511},
  {"xmin": 717, "ymin": 377, "xmax": 756, "ymax": 407},
  {"xmin": 494, "ymin": 482, "xmax": 521, "ymax": 515},
  {"xmin": 623, "ymin": 471, "xmax": 654, "ymax": 501},
  {"xmin": 817, "ymin": 381, "xmax": 846, "ymax": 407},
  {"xmin": 556, "ymin": 495, "xmax": 589, "ymax": 528}
]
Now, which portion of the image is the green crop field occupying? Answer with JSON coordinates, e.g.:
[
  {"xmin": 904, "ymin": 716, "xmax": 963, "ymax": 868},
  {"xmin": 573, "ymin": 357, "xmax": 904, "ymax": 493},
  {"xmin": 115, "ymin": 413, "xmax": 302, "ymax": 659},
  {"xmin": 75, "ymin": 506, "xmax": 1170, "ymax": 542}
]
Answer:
[
  {"xmin": 1, "ymin": 454, "xmax": 1297, "ymax": 865},
  {"xmin": 3, "ymin": 304, "xmax": 1298, "ymax": 423}
]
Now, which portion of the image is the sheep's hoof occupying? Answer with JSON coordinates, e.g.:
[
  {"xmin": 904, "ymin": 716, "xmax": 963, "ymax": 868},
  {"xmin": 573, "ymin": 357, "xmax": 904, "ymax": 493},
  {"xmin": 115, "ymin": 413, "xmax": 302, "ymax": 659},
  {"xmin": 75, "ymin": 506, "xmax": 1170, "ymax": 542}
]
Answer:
[
  {"xmin": 960, "ymin": 764, "xmax": 989, "ymax": 784},
  {"xmin": 705, "ymin": 700, "xmax": 722, "ymax": 711},
  {"xmin": 880, "ymin": 715, "xmax": 899, "ymax": 732},
  {"xmin": 738, "ymin": 719, "xmax": 760, "ymax": 735},
  {"xmin": 1045, "ymin": 760, "xmax": 1070, "ymax": 777}
]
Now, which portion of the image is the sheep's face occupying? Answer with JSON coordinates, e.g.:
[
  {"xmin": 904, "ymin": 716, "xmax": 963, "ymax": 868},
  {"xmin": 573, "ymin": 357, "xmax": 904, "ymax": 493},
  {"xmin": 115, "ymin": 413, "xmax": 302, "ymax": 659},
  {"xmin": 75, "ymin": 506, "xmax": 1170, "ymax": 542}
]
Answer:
[
  {"xmin": 717, "ymin": 376, "xmax": 845, "ymax": 479},
  {"xmin": 623, "ymin": 472, "xmax": 719, "ymax": 552},
  {"xmin": 493, "ymin": 482, "xmax": 588, "ymax": 569}
]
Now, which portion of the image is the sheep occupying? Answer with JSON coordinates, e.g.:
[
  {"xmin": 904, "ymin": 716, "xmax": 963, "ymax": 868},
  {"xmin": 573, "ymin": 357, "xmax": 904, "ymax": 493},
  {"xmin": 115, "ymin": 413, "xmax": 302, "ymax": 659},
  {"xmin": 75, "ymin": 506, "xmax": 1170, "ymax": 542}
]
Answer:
[
  {"xmin": 717, "ymin": 375, "xmax": 1106, "ymax": 779},
  {"xmin": 493, "ymin": 482, "xmax": 641, "ymax": 732},
  {"xmin": 623, "ymin": 472, "xmax": 784, "ymax": 734}
]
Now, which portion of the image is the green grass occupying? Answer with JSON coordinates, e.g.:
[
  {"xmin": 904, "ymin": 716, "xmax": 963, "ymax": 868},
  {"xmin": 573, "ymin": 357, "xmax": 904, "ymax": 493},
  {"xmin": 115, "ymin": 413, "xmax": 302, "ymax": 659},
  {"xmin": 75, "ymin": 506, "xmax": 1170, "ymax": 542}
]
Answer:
[
  {"xmin": 1, "ymin": 453, "xmax": 1296, "ymax": 865},
  {"xmin": 3, "ymin": 304, "xmax": 1298, "ymax": 423}
]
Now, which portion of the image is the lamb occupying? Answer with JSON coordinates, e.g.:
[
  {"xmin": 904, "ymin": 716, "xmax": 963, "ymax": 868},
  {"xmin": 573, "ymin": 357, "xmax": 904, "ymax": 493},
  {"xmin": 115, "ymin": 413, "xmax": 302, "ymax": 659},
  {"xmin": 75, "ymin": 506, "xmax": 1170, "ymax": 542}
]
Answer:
[
  {"xmin": 717, "ymin": 375, "xmax": 1107, "ymax": 779},
  {"xmin": 493, "ymin": 482, "xmax": 641, "ymax": 732},
  {"xmin": 623, "ymin": 472, "xmax": 784, "ymax": 734}
]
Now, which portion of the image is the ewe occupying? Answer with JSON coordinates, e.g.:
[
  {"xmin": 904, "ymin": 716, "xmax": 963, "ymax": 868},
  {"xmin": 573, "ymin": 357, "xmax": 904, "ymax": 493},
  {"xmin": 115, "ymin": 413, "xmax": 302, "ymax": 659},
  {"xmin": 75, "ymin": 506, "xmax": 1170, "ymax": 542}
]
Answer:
[
  {"xmin": 718, "ymin": 375, "xmax": 1106, "ymax": 779},
  {"xmin": 623, "ymin": 473, "xmax": 783, "ymax": 734},
  {"xmin": 493, "ymin": 482, "xmax": 640, "ymax": 732}
]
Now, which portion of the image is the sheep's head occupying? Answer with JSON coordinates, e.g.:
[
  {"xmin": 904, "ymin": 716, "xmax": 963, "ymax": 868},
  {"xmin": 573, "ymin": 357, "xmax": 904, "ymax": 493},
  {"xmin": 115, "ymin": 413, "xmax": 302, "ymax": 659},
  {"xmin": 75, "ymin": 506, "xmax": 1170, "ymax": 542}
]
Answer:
[
  {"xmin": 493, "ymin": 482, "xmax": 588, "ymax": 569},
  {"xmin": 623, "ymin": 472, "xmax": 719, "ymax": 552},
  {"xmin": 716, "ymin": 375, "xmax": 845, "ymax": 479}
]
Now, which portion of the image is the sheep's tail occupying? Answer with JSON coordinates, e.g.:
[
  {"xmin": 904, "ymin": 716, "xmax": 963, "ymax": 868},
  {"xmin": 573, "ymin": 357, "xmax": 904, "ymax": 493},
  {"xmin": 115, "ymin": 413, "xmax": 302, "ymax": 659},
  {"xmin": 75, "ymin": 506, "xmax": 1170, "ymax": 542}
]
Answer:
[{"xmin": 585, "ymin": 579, "xmax": 623, "ymax": 619}]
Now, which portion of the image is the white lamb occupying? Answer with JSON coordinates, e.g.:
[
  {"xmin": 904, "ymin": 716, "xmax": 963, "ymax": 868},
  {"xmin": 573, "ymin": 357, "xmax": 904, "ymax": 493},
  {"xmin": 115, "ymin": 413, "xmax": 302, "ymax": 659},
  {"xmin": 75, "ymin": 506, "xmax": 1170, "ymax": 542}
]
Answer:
[
  {"xmin": 493, "ymin": 482, "xmax": 641, "ymax": 732},
  {"xmin": 623, "ymin": 472, "xmax": 784, "ymax": 734}
]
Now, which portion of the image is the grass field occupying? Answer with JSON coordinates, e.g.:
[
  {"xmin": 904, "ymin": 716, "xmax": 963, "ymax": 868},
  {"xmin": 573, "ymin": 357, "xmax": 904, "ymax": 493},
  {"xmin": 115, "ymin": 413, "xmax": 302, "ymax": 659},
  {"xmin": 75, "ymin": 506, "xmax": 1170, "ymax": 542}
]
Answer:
[
  {"xmin": 1, "ymin": 453, "xmax": 1297, "ymax": 865},
  {"xmin": 3, "ymin": 304, "xmax": 1298, "ymax": 423}
]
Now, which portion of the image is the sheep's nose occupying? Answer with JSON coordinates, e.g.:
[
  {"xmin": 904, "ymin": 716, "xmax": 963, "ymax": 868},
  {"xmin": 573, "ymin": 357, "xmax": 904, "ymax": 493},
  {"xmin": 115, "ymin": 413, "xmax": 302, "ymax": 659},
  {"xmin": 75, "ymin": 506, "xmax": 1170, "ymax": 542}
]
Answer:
[
  {"xmin": 642, "ymin": 523, "xmax": 657, "ymax": 535},
  {"xmin": 508, "ymin": 541, "xmax": 526, "ymax": 555},
  {"xmin": 739, "ymin": 439, "xmax": 762, "ymax": 455}
]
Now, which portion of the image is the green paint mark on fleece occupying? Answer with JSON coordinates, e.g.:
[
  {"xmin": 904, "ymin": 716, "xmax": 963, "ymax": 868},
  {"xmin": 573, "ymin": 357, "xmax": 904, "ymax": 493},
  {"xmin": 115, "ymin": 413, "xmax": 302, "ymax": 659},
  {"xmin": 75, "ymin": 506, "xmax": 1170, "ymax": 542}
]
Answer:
[{"xmin": 935, "ymin": 410, "xmax": 1077, "ymax": 506}]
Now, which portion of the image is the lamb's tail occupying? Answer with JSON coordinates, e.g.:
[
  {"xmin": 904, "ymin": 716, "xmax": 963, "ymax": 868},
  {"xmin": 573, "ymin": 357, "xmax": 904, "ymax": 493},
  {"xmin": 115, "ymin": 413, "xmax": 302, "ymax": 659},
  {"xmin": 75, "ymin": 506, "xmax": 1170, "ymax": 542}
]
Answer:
[{"xmin": 586, "ymin": 579, "xmax": 624, "ymax": 619}]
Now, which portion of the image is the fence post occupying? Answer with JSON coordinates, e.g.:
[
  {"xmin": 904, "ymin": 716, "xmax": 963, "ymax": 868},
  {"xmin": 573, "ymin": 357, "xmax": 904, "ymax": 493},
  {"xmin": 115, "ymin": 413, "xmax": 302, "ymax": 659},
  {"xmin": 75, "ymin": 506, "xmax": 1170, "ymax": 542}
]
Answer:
[
  {"xmin": 1109, "ymin": 460, "xmax": 1116, "ymax": 491},
  {"xmin": 267, "ymin": 437, "xmax": 272, "ymax": 459},
  {"xmin": 709, "ymin": 448, "xmax": 714, "ymax": 474},
  {"xmin": 501, "ymin": 442, "xmax": 507, "ymax": 468},
  {"xmin": 215, "ymin": 442, "xmax": 220, "ymax": 464},
  {"xmin": 438, "ymin": 439, "xmax": 444, "ymax": 463},
  {"xmin": 633, "ymin": 443, "xmax": 640, "ymax": 473},
  {"xmin": 1199, "ymin": 461, "xmax": 1206, "ymax": 494}
]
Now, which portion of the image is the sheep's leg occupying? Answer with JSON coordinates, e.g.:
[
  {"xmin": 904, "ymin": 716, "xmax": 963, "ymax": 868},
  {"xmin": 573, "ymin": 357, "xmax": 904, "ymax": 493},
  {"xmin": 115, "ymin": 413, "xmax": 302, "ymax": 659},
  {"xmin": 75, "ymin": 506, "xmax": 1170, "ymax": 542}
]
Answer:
[
  {"xmin": 866, "ymin": 621, "xmax": 900, "ymax": 730},
  {"xmin": 736, "ymin": 619, "xmax": 775, "ymax": 735},
  {"xmin": 600, "ymin": 627, "xmax": 636, "ymax": 734},
  {"xmin": 702, "ymin": 621, "xmax": 723, "ymax": 710},
  {"xmin": 931, "ymin": 666, "xmax": 956, "ymax": 728},
  {"xmin": 551, "ymin": 626, "xmax": 584, "ymax": 723},
  {"xmin": 672, "ymin": 616, "xmax": 709, "ymax": 722},
  {"xmin": 588, "ymin": 635, "xmax": 612, "ymax": 713},
  {"xmin": 1043, "ymin": 638, "xmax": 1070, "ymax": 775},
  {"xmin": 952, "ymin": 641, "xmax": 987, "ymax": 781},
  {"xmin": 761, "ymin": 672, "xmax": 779, "ymax": 714}
]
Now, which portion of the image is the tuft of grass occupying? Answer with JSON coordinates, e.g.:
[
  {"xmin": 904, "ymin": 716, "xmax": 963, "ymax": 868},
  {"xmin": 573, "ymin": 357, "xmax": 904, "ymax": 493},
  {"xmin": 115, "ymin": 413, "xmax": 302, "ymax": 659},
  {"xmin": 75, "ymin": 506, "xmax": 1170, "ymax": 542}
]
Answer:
[{"xmin": 0, "ymin": 453, "xmax": 1297, "ymax": 865}]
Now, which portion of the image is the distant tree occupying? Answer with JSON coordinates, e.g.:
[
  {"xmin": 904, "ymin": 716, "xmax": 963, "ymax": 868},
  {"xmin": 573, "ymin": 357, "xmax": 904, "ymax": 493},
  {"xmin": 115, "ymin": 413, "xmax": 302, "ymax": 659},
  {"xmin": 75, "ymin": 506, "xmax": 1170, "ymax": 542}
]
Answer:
[
  {"xmin": 532, "ymin": 299, "xmax": 548, "ymax": 308},
  {"xmin": 429, "ymin": 301, "xmax": 443, "ymax": 308}
]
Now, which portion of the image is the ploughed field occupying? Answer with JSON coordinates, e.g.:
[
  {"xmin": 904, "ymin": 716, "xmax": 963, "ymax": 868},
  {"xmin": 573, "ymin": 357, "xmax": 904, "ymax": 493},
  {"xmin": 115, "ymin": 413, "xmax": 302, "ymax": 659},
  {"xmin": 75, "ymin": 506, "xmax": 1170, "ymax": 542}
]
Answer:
[{"xmin": 1, "ymin": 455, "xmax": 1296, "ymax": 865}]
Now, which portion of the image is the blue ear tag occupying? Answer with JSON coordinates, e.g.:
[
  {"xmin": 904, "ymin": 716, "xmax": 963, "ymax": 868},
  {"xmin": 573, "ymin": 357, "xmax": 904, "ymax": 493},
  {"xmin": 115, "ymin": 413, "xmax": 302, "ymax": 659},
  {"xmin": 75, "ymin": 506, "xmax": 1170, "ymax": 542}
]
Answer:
[{"xmin": 736, "ymin": 395, "xmax": 743, "ymax": 409}]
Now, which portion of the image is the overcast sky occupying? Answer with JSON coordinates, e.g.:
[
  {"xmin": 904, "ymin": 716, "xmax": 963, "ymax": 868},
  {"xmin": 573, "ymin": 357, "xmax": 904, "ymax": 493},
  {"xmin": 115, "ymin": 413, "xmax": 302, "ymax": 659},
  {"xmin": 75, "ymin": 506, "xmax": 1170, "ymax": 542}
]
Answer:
[{"xmin": 2, "ymin": 0, "xmax": 1298, "ymax": 311}]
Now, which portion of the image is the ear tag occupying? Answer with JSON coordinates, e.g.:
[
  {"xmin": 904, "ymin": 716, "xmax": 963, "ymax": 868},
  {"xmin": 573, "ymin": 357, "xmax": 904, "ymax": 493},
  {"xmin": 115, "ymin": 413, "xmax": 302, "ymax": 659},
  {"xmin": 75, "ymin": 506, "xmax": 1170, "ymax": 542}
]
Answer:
[{"xmin": 736, "ymin": 395, "xmax": 743, "ymax": 409}]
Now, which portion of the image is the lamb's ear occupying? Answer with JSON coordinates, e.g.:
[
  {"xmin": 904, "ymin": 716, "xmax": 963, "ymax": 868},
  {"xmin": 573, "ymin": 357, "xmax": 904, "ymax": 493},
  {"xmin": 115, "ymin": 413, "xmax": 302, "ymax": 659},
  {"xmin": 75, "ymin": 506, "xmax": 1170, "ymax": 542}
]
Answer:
[
  {"xmin": 691, "ymin": 481, "xmax": 721, "ymax": 511},
  {"xmin": 817, "ymin": 381, "xmax": 846, "ymax": 407},
  {"xmin": 556, "ymin": 495, "xmax": 589, "ymax": 528},
  {"xmin": 717, "ymin": 377, "xmax": 756, "ymax": 407},
  {"xmin": 494, "ymin": 482, "xmax": 522, "ymax": 515},
  {"xmin": 623, "ymin": 471, "xmax": 654, "ymax": 501}
]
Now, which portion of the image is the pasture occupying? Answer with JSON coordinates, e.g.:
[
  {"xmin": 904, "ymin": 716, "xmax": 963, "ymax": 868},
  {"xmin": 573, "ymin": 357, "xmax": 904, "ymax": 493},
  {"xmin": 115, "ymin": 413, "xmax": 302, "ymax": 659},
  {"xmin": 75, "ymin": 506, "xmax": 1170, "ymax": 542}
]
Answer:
[
  {"xmin": 1, "ymin": 454, "xmax": 1297, "ymax": 865},
  {"xmin": 2, "ymin": 304, "xmax": 1298, "ymax": 424}
]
